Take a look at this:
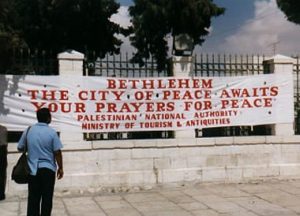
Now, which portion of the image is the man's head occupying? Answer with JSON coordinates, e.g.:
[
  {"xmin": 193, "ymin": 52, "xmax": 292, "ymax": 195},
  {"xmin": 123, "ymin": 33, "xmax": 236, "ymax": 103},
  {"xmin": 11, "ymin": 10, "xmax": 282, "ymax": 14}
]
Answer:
[{"xmin": 37, "ymin": 108, "xmax": 51, "ymax": 124}]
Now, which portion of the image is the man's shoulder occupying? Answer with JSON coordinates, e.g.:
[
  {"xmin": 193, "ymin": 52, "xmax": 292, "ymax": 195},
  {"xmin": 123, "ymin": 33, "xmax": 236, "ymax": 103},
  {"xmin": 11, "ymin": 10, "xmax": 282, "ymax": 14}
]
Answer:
[{"xmin": 33, "ymin": 123, "xmax": 57, "ymax": 135}]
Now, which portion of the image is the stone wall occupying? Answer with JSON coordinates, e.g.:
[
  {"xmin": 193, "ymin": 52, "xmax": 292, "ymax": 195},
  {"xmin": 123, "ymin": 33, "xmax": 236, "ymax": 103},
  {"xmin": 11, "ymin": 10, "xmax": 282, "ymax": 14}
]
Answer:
[{"xmin": 6, "ymin": 136, "xmax": 300, "ymax": 194}]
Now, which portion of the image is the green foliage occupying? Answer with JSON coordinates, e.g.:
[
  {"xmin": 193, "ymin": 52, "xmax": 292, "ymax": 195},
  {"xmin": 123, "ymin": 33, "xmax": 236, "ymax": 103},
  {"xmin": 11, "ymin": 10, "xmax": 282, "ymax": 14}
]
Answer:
[
  {"xmin": 129, "ymin": 0, "xmax": 225, "ymax": 71},
  {"xmin": 3, "ymin": 0, "xmax": 125, "ymax": 57},
  {"xmin": 0, "ymin": 0, "xmax": 19, "ymax": 40},
  {"xmin": 0, "ymin": 0, "xmax": 23, "ymax": 73},
  {"xmin": 277, "ymin": 0, "xmax": 300, "ymax": 24}
]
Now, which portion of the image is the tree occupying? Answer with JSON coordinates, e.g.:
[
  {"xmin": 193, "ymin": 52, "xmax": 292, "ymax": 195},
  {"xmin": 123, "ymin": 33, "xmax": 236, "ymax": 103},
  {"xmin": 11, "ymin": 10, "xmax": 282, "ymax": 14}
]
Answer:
[
  {"xmin": 8, "ymin": 0, "xmax": 126, "ymax": 57},
  {"xmin": 129, "ymin": 0, "xmax": 225, "ymax": 71},
  {"xmin": 0, "ymin": 0, "xmax": 23, "ymax": 73},
  {"xmin": 277, "ymin": 0, "xmax": 300, "ymax": 24}
]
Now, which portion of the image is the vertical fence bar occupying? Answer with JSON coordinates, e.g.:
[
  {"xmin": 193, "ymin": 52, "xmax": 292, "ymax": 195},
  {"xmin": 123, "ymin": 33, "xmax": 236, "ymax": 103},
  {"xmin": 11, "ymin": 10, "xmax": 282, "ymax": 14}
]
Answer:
[
  {"xmin": 126, "ymin": 53, "xmax": 129, "ymax": 77},
  {"xmin": 194, "ymin": 54, "xmax": 198, "ymax": 76},
  {"xmin": 92, "ymin": 51, "xmax": 96, "ymax": 76},
  {"xmin": 119, "ymin": 53, "xmax": 122, "ymax": 77},
  {"xmin": 206, "ymin": 54, "xmax": 209, "ymax": 76},
  {"xmin": 112, "ymin": 54, "xmax": 115, "ymax": 77},
  {"xmin": 246, "ymin": 54, "xmax": 249, "ymax": 75},
  {"xmin": 257, "ymin": 54, "xmax": 260, "ymax": 74},
  {"xmin": 151, "ymin": 55, "xmax": 154, "ymax": 77},
  {"xmin": 229, "ymin": 54, "xmax": 232, "ymax": 76},
  {"xmin": 217, "ymin": 54, "xmax": 221, "ymax": 76},
  {"xmin": 145, "ymin": 57, "xmax": 148, "ymax": 77},
  {"xmin": 240, "ymin": 54, "xmax": 244, "ymax": 75},
  {"xmin": 200, "ymin": 54, "xmax": 203, "ymax": 76},
  {"xmin": 223, "ymin": 54, "xmax": 226, "ymax": 76},
  {"xmin": 234, "ymin": 54, "xmax": 238, "ymax": 75},
  {"xmin": 251, "ymin": 54, "xmax": 255, "ymax": 74},
  {"xmin": 212, "ymin": 54, "xmax": 215, "ymax": 76},
  {"xmin": 261, "ymin": 54, "xmax": 265, "ymax": 74},
  {"xmin": 138, "ymin": 58, "xmax": 142, "ymax": 77}
]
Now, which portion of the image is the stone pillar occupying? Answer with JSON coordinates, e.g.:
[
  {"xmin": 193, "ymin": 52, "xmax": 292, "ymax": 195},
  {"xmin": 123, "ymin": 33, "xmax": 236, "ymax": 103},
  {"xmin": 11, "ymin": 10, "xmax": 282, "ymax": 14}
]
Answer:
[
  {"xmin": 57, "ymin": 50, "xmax": 85, "ymax": 144},
  {"xmin": 263, "ymin": 54, "xmax": 295, "ymax": 136},
  {"xmin": 172, "ymin": 56, "xmax": 194, "ymax": 77},
  {"xmin": 58, "ymin": 50, "xmax": 84, "ymax": 76},
  {"xmin": 172, "ymin": 56, "xmax": 196, "ymax": 138}
]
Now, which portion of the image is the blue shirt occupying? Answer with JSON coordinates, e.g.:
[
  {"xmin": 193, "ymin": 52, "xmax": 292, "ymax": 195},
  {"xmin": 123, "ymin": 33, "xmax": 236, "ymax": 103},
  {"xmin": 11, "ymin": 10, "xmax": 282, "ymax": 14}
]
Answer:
[{"xmin": 18, "ymin": 123, "xmax": 63, "ymax": 176}]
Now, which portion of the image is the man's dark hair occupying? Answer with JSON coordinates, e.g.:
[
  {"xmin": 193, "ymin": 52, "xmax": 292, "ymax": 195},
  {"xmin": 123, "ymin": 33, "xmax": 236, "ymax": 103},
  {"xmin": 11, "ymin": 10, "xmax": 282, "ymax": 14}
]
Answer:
[{"xmin": 37, "ymin": 108, "xmax": 51, "ymax": 123}]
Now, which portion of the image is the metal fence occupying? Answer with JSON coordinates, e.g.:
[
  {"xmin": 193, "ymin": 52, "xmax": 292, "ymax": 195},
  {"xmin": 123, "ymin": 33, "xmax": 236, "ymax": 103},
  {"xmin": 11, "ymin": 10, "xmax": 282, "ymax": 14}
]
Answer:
[
  {"xmin": 84, "ymin": 52, "xmax": 171, "ymax": 77},
  {"xmin": 84, "ymin": 52, "xmax": 173, "ymax": 140},
  {"xmin": 194, "ymin": 54, "xmax": 300, "ymax": 136},
  {"xmin": 5, "ymin": 50, "xmax": 300, "ymax": 139},
  {"xmin": 194, "ymin": 54, "xmax": 266, "ymax": 76},
  {"xmin": 194, "ymin": 54, "xmax": 268, "ymax": 137},
  {"xmin": 84, "ymin": 53, "xmax": 300, "ymax": 138},
  {"xmin": 2, "ymin": 48, "xmax": 58, "ymax": 75}
]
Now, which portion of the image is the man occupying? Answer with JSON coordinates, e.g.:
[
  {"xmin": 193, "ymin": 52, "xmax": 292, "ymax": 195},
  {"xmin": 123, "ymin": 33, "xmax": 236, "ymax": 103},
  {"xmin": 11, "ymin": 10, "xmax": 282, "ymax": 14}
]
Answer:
[
  {"xmin": 18, "ymin": 108, "xmax": 63, "ymax": 216},
  {"xmin": 0, "ymin": 124, "xmax": 7, "ymax": 201}
]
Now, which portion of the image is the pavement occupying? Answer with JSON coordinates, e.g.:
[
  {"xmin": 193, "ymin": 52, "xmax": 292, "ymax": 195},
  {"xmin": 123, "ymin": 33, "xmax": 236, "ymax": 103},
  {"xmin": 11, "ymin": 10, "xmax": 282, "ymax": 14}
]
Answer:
[{"xmin": 1, "ymin": 179, "xmax": 300, "ymax": 216}]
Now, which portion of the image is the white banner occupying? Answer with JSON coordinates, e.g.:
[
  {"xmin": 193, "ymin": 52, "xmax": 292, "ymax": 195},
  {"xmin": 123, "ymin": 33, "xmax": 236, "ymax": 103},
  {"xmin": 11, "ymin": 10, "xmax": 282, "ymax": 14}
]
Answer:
[{"xmin": 0, "ymin": 74, "xmax": 294, "ymax": 132}]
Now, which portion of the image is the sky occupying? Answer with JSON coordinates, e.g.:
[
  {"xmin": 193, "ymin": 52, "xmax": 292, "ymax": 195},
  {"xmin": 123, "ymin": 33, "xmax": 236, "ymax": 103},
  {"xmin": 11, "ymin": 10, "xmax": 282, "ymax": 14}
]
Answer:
[{"xmin": 113, "ymin": 0, "xmax": 300, "ymax": 56}]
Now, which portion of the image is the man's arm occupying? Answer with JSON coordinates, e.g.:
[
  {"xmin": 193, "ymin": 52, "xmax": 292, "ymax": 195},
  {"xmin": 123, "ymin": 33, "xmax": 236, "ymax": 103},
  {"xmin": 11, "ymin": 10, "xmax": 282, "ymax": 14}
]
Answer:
[
  {"xmin": 54, "ymin": 150, "xmax": 64, "ymax": 179},
  {"xmin": 17, "ymin": 130, "xmax": 27, "ymax": 152}
]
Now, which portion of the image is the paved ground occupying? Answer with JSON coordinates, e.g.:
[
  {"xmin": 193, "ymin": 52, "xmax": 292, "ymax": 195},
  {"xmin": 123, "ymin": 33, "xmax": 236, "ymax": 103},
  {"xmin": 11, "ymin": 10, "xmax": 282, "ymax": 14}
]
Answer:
[{"xmin": 1, "ymin": 179, "xmax": 300, "ymax": 216}]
